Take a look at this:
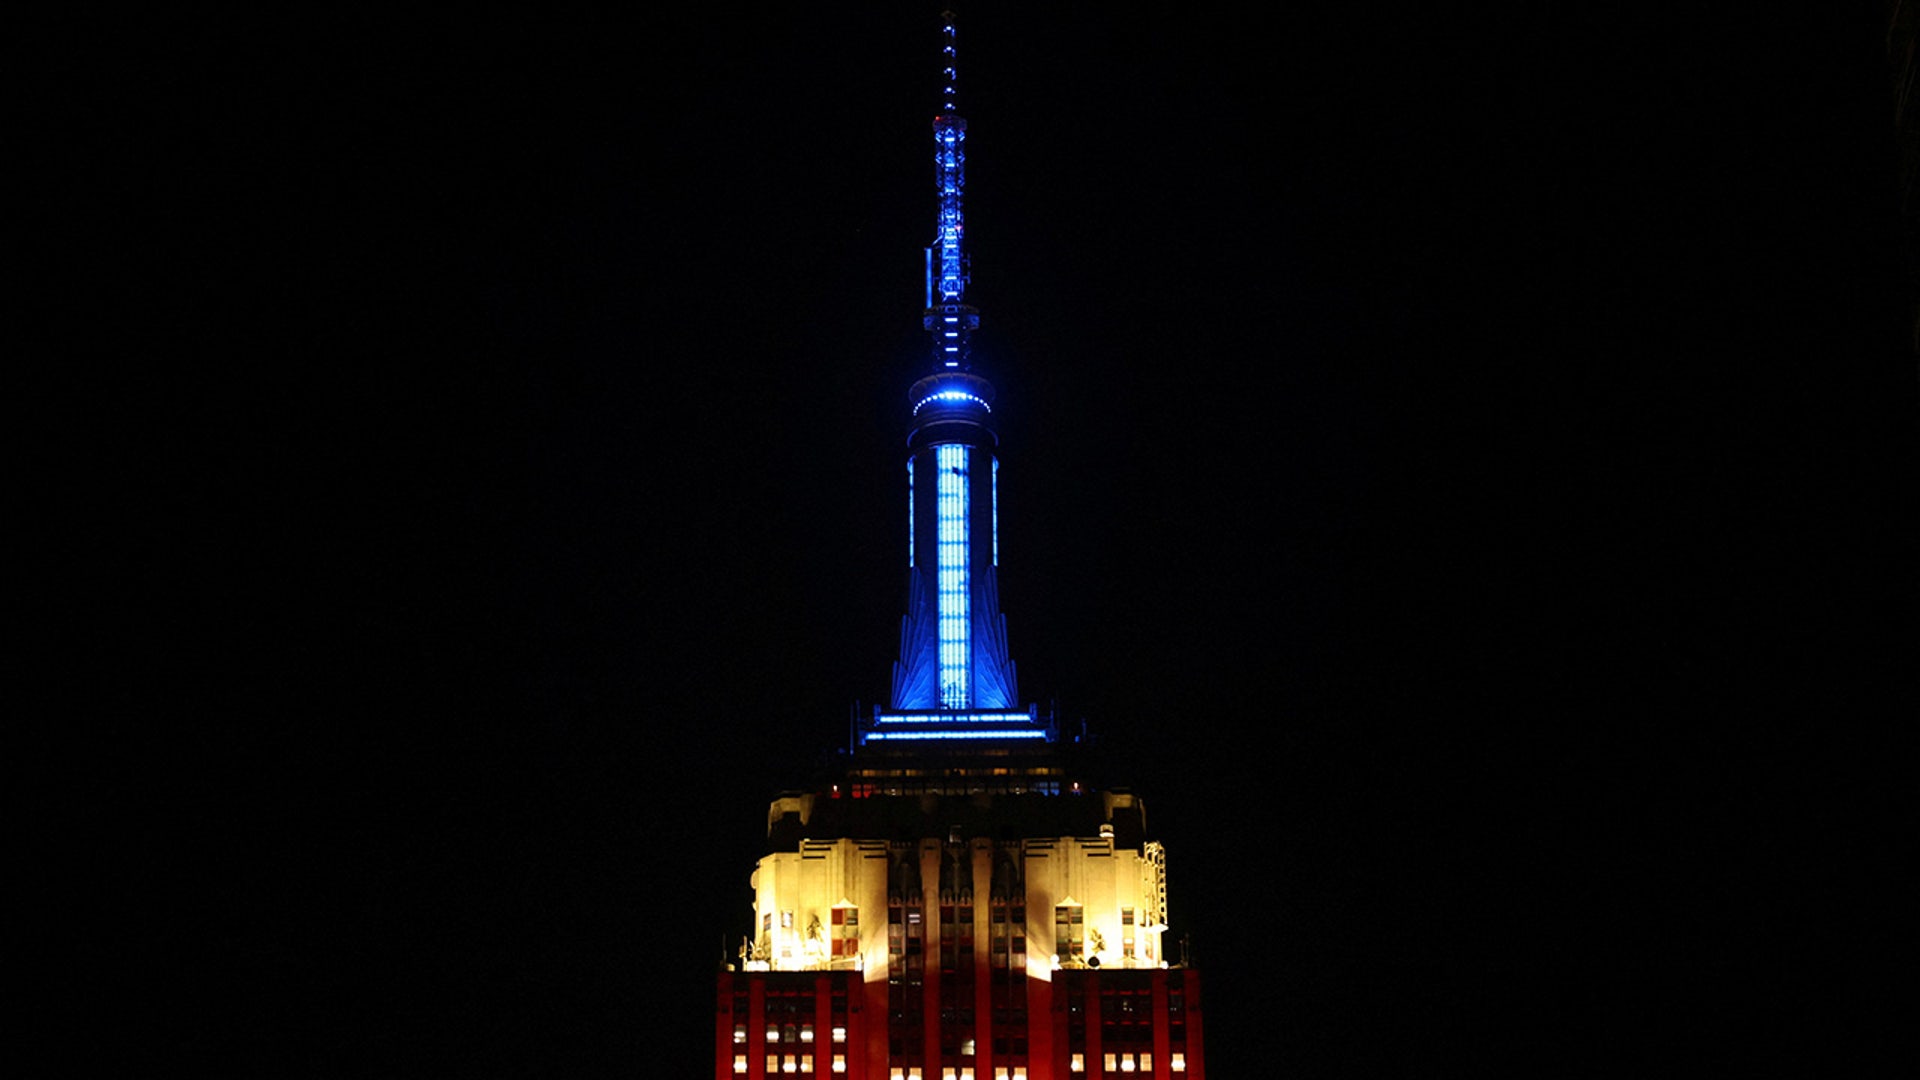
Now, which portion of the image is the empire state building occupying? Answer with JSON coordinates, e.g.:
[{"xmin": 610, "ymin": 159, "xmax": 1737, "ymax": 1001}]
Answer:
[{"xmin": 715, "ymin": 15, "xmax": 1206, "ymax": 1079}]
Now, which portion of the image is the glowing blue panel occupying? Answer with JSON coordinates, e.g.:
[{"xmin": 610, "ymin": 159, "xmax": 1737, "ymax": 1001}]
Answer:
[
  {"xmin": 874, "ymin": 710, "xmax": 1037, "ymax": 725},
  {"xmin": 867, "ymin": 722, "xmax": 1052, "ymax": 737},
  {"xmin": 863, "ymin": 704, "xmax": 1052, "ymax": 745},
  {"xmin": 992, "ymin": 457, "xmax": 999, "ymax": 567},
  {"xmin": 906, "ymin": 459, "xmax": 914, "ymax": 567},
  {"xmin": 936, "ymin": 444, "xmax": 969, "ymax": 708}
]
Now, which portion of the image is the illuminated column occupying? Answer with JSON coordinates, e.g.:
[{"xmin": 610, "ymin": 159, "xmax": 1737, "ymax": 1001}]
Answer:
[
  {"xmin": 936, "ymin": 443, "xmax": 971, "ymax": 707},
  {"xmin": 888, "ymin": 12, "xmax": 1017, "ymax": 713},
  {"xmin": 894, "ymin": 378, "xmax": 1016, "ymax": 713}
]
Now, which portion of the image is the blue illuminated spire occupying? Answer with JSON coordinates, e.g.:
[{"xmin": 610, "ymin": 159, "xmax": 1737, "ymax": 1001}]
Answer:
[
  {"xmin": 880, "ymin": 9, "xmax": 1028, "ymax": 739},
  {"xmin": 923, "ymin": 12, "xmax": 979, "ymax": 371}
]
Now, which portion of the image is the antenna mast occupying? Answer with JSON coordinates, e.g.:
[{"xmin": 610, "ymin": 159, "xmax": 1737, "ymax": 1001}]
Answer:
[{"xmin": 925, "ymin": 11, "xmax": 979, "ymax": 370}]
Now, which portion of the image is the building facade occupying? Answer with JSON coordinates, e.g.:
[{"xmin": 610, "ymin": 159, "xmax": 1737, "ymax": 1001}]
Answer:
[{"xmin": 716, "ymin": 16, "xmax": 1205, "ymax": 1079}]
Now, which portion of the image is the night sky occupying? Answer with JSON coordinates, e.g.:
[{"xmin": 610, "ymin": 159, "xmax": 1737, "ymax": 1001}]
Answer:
[{"xmin": 45, "ymin": 6, "xmax": 1914, "ymax": 1076}]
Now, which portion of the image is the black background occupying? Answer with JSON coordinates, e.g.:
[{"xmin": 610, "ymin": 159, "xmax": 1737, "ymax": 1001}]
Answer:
[{"xmin": 37, "ymin": 5, "xmax": 1914, "ymax": 1075}]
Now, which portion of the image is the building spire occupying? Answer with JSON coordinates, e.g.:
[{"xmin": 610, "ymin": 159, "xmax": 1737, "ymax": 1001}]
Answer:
[
  {"xmin": 880, "ymin": 8, "xmax": 1027, "ymax": 734},
  {"xmin": 925, "ymin": 10, "xmax": 979, "ymax": 370},
  {"xmin": 940, "ymin": 11, "xmax": 959, "ymax": 115}
]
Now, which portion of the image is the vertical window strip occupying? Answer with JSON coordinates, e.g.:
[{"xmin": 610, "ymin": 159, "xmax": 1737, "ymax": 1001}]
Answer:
[
  {"xmin": 907, "ymin": 458, "xmax": 915, "ymax": 567},
  {"xmin": 936, "ymin": 443, "xmax": 970, "ymax": 708},
  {"xmin": 992, "ymin": 456, "xmax": 999, "ymax": 567}
]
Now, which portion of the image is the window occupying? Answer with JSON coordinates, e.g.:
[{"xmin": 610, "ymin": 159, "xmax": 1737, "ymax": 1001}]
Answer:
[
  {"xmin": 1055, "ymin": 904, "xmax": 1084, "ymax": 963},
  {"xmin": 832, "ymin": 906, "xmax": 860, "ymax": 960},
  {"xmin": 941, "ymin": 903, "xmax": 973, "ymax": 973},
  {"xmin": 990, "ymin": 901, "xmax": 1024, "ymax": 971}
]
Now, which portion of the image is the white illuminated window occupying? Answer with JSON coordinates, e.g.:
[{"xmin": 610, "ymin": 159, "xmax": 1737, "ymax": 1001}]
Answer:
[
  {"xmin": 800, "ymin": 1023, "xmax": 813, "ymax": 1043},
  {"xmin": 734, "ymin": 1024, "xmax": 747, "ymax": 1044},
  {"xmin": 1104, "ymin": 1055, "xmax": 1117, "ymax": 1072},
  {"xmin": 1120, "ymin": 1054, "xmax": 1136, "ymax": 1072},
  {"xmin": 767, "ymin": 1025, "xmax": 780, "ymax": 1043},
  {"xmin": 1171, "ymin": 1052, "xmax": 1187, "ymax": 1072},
  {"xmin": 833, "ymin": 1055, "xmax": 846, "ymax": 1074},
  {"xmin": 1070, "ymin": 1053, "xmax": 1084, "ymax": 1072},
  {"xmin": 784, "ymin": 1056, "xmax": 798, "ymax": 1074},
  {"xmin": 831, "ymin": 1026, "xmax": 846, "ymax": 1043},
  {"xmin": 734, "ymin": 1055, "xmax": 748, "ymax": 1074},
  {"xmin": 1140, "ymin": 1053, "xmax": 1152, "ymax": 1072}
]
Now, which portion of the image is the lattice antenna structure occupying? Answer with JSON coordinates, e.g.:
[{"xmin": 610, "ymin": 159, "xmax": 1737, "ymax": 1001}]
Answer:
[
  {"xmin": 924, "ymin": 11, "xmax": 980, "ymax": 370},
  {"xmin": 890, "ymin": 9, "xmax": 1018, "ymax": 719}
]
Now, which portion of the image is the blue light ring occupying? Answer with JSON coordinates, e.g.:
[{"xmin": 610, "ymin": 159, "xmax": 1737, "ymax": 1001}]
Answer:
[{"xmin": 912, "ymin": 389, "xmax": 993, "ymax": 416}]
